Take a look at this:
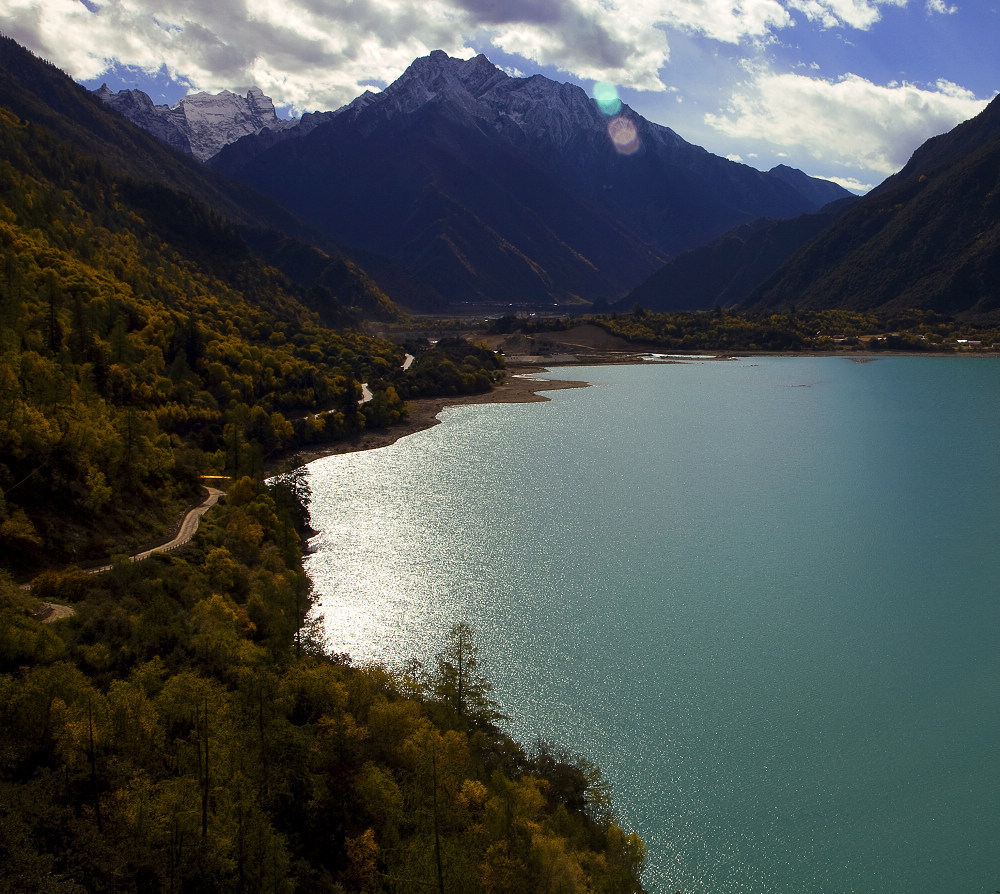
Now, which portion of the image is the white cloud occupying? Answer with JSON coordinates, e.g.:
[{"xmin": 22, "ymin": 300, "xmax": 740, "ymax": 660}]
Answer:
[
  {"xmin": 925, "ymin": 0, "xmax": 958, "ymax": 13},
  {"xmin": 0, "ymin": 0, "xmax": 944, "ymax": 114},
  {"xmin": 825, "ymin": 174, "xmax": 875, "ymax": 192},
  {"xmin": 0, "ymin": 0, "xmax": 676, "ymax": 107},
  {"xmin": 785, "ymin": 0, "xmax": 906, "ymax": 30},
  {"xmin": 651, "ymin": 0, "xmax": 791, "ymax": 44},
  {"xmin": 649, "ymin": 0, "xmax": 911, "ymax": 44},
  {"xmin": 0, "ymin": 0, "xmax": 484, "ymax": 110},
  {"xmin": 483, "ymin": 1, "xmax": 671, "ymax": 91},
  {"xmin": 705, "ymin": 66, "xmax": 990, "ymax": 176}
]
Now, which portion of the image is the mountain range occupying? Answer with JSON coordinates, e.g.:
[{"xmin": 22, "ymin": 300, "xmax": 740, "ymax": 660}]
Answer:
[
  {"xmin": 13, "ymin": 34, "xmax": 999, "ymax": 321},
  {"xmin": 98, "ymin": 51, "xmax": 849, "ymax": 311}
]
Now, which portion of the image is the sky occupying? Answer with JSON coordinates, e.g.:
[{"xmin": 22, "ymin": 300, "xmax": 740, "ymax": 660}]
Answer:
[{"xmin": 2, "ymin": 0, "xmax": 997, "ymax": 192}]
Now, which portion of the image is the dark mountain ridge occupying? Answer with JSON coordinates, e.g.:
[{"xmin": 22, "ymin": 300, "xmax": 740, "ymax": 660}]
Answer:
[
  {"xmin": 745, "ymin": 93, "xmax": 1000, "ymax": 319},
  {"xmin": 620, "ymin": 196, "xmax": 859, "ymax": 312},
  {"xmin": 209, "ymin": 51, "xmax": 850, "ymax": 310}
]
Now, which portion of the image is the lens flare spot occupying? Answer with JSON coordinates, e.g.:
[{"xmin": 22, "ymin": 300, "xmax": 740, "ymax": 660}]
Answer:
[
  {"xmin": 593, "ymin": 81, "xmax": 622, "ymax": 116},
  {"xmin": 607, "ymin": 116, "xmax": 640, "ymax": 155}
]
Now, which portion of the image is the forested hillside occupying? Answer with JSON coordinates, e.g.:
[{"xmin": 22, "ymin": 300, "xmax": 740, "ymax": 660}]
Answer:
[
  {"xmin": 0, "ymin": 475, "xmax": 647, "ymax": 893},
  {"xmin": 0, "ymin": 94, "xmax": 402, "ymax": 573},
  {"xmin": 746, "ymin": 94, "xmax": 1000, "ymax": 318},
  {"xmin": 0, "ymin": 38, "xmax": 506, "ymax": 576}
]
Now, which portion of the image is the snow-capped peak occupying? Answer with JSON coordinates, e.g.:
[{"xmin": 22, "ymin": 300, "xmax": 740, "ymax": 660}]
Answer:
[
  {"xmin": 96, "ymin": 85, "xmax": 298, "ymax": 162},
  {"xmin": 358, "ymin": 50, "xmax": 612, "ymax": 149}
]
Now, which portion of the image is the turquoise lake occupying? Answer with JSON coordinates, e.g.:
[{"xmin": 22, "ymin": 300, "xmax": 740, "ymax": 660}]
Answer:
[{"xmin": 304, "ymin": 356, "xmax": 1000, "ymax": 893}]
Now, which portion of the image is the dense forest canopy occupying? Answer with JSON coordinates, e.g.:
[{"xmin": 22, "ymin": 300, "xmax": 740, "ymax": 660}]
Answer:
[{"xmin": 0, "ymin": 476, "xmax": 647, "ymax": 893}]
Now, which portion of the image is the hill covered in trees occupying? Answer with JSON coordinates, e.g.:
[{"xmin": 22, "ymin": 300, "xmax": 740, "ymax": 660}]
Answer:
[
  {"xmin": 0, "ymin": 36, "xmax": 508, "ymax": 576},
  {"xmin": 0, "ymin": 475, "xmax": 646, "ymax": 893},
  {"xmin": 0, "ymin": 82, "xmax": 394, "ymax": 573},
  {"xmin": 0, "ymin": 36, "xmax": 645, "ymax": 893}
]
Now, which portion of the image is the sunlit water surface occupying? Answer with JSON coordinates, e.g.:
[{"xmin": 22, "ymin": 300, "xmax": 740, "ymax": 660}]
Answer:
[{"xmin": 305, "ymin": 357, "xmax": 1000, "ymax": 893}]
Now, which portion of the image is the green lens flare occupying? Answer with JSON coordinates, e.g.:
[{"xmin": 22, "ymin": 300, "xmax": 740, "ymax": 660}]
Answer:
[{"xmin": 593, "ymin": 81, "xmax": 622, "ymax": 116}]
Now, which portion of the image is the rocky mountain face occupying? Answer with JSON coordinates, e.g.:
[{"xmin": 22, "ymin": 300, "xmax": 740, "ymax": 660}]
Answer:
[
  {"xmin": 206, "ymin": 51, "xmax": 851, "ymax": 310},
  {"xmin": 96, "ymin": 84, "xmax": 300, "ymax": 161},
  {"xmin": 745, "ymin": 94, "xmax": 1000, "ymax": 319}
]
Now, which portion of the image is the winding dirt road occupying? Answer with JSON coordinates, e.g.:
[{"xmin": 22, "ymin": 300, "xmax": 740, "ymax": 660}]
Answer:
[
  {"xmin": 85, "ymin": 486, "xmax": 226, "ymax": 574},
  {"xmin": 31, "ymin": 485, "xmax": 226, "ymax": 620}
]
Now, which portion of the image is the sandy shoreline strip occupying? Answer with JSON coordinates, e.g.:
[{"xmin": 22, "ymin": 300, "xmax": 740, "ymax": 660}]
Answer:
[{"xmin": 289, "ymin": 367, "xmax": 589, "ymax": 467}]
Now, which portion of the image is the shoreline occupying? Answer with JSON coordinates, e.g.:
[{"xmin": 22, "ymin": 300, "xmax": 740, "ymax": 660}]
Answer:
[
  {"xmin": 288, "ymin": 367, "xmax": 590, "ymax": 467},
  {"xmin": 283, "ymin": 348, "xmax": 994, "ymax": 469}
]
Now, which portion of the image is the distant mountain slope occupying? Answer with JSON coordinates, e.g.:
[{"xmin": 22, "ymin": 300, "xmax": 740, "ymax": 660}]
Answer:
[
  {"xmin": 765, "ymin": 164, "xmax": 851, "ymax": 209},
  {"xmin": 209, "ymin": 51, "xmax": 851, "ymax": 309},
  {"xmin": 746, "ymin": 94, "xmax": 1000, "ymax": 319},
  {"xmin": 621, "ymin": 197, "xmax": 858, "ymax": 312},
  {"xmin": 0, "ymin": 36, "xmax": 397, "ymax": 322}
]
